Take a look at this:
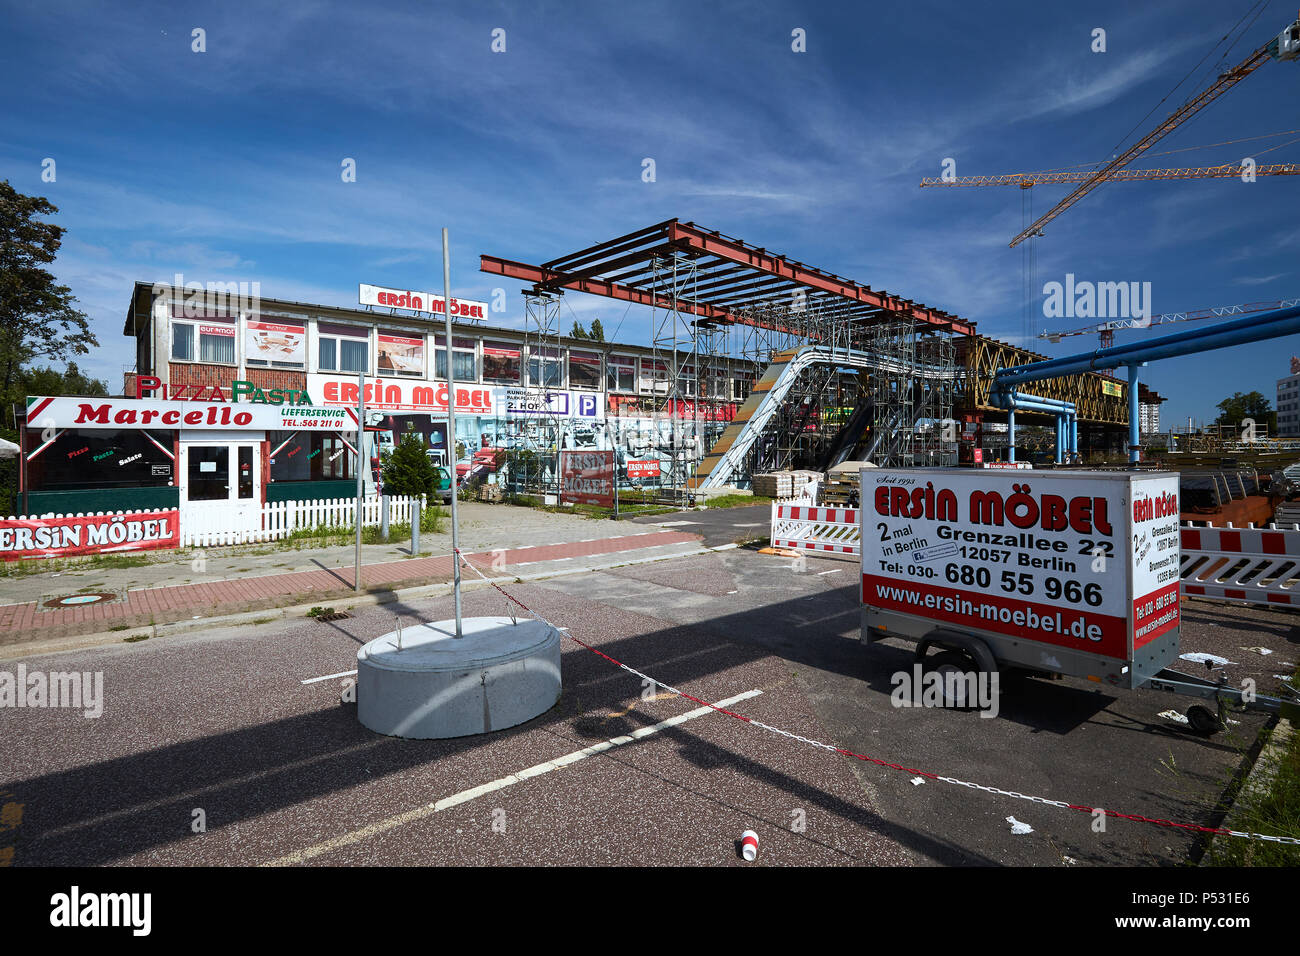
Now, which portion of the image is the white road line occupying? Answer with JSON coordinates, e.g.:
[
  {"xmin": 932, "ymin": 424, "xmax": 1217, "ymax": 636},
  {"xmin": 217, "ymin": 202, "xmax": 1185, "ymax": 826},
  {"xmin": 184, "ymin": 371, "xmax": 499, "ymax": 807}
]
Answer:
[
  {"xmin": 261, "ymin": 688, "xmax": 763, "ymax": 866},
  {"xmin": 817, "ymin": 569, "xmax": 843, "ymax": 576},
  {"xmin": 301, "ymin": 669, "xmax": 358, "ymax": 685},
  {"xmin": 655, "ymin": 522, "xmax": 695, "ymax": 527},
  {"xmin": 794, "ymin": 608, "xmax": 858, "ymax": 628}
]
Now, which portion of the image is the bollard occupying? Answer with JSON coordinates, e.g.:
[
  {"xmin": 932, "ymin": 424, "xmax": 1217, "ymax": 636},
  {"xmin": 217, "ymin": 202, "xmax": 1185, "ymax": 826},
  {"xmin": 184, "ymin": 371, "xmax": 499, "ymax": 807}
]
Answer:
[
  {"xmin": 412, "ymin": 498, "xmax": 421, "ymax": 555},
  {"xmin": 381, "ymin": 495, "xmax": 390, "ymax": 542}
]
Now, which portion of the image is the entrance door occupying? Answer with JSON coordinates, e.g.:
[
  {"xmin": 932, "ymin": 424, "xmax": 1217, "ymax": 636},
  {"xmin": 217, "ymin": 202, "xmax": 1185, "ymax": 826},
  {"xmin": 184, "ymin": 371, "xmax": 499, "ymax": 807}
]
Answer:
[{"xmin": 180, "ymin": 442, "xmax": 262, "ymax": 544}]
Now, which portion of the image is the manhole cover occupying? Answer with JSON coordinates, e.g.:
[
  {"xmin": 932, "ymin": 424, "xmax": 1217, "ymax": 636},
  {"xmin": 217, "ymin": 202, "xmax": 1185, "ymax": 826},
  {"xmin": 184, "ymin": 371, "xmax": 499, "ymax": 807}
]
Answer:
[{"xmin": 42, "ymin": 592, "xmax": 118, "ymax": 609}]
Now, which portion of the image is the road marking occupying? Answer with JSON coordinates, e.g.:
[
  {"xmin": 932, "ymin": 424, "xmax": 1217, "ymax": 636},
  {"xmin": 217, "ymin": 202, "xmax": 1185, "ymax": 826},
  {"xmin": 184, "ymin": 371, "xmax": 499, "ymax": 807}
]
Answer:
[
  {"xmin": 260, "ymin": 688, "xmax": 763, "ymax": 866},
  {"xmin": 734, "ymin": 523, "xmax": 763, "ymax": 528},
  {"xmin": 793, "ymin": 608, "xmax": 858, "ymax": 628},
  {"xmin": 301, "ymin": 669, "xmax": 357, "ymax": 685},
  {"xmin": 656, "ymin": 521, "xmax": 695, "ymax": 527},
  {"xmin": 817, "ymin": 569, "xmax": 843, "ymax": 576}
]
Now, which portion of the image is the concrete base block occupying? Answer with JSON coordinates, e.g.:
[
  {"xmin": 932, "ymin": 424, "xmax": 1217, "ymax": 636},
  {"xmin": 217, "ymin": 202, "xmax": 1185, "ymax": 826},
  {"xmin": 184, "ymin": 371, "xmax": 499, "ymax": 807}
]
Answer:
[{"xmin": 357, "ymin": 616, "xmax": 561, "ymax": 739}]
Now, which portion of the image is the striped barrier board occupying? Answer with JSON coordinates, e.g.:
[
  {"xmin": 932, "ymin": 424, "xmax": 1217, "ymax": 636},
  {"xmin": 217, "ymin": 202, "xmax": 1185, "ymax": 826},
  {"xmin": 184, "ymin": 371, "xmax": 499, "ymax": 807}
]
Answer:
[
  {"xmin": 770, "ymin": 503, "xmax": 860, "ymax": 554},
  {"xmin": 765, "ymin": 507, "xmax": 1300, "ymax": 608},
  {"xmin": 1180, "ymin": 524, "xmax": 1300, "ymax": 607}
]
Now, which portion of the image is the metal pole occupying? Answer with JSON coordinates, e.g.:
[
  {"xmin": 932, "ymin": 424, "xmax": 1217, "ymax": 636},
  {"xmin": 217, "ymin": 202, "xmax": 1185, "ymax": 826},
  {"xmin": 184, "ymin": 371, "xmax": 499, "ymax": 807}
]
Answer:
[
  {"xmin": 355, "ymin": 367, "xmax": 365, "ymax": 591},
  {"xmin": 1127, "ymin": 363, "xmax": 1142, "ymax": 465},
  {"xmin": 442, "ymin": 228, "xmax": 463, "ymax": 638},
  {"xmin": 1007, "ymin": 407, "xmax": 1016, "ymax": 463}
]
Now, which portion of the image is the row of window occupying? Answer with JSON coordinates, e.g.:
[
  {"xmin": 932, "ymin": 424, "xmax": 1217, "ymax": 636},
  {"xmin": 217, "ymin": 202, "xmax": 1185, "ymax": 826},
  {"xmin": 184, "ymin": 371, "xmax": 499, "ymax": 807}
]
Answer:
[{"xmin": 168, "ymin": 315, "xmax": 754, "ymax": 398}]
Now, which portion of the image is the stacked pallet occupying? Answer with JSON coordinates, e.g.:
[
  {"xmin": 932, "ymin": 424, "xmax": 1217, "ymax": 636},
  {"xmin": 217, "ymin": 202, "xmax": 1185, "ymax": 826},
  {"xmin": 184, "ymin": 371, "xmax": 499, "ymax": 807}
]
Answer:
[
  {"xmin": 753, "ymin": 472, "xmax": 796, "ymax": 499},
  {"xmin": 477, "ymin": 483, "xmax": 504, "ymax": 503},
  {"xmin": 822, "ymin": 461, "xmax": 874, "ymax": 506}
]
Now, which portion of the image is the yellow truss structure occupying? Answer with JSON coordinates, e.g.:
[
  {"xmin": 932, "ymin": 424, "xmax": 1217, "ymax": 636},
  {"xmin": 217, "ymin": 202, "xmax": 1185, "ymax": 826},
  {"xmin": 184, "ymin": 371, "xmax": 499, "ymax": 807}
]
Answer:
[{"xmin": 958, "ymin": 335, "xmax": 1128, "ymax": 425}]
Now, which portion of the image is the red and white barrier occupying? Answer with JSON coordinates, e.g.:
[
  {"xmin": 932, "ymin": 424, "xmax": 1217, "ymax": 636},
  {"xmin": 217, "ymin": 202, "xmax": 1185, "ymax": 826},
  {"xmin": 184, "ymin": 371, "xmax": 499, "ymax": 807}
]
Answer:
[
  {"xmin": 1180, "ymin": 524, "xmax": 1300, "ymax": 607},
  {"xmin": 770, "ymin": 503, "xmax": 860, "ymax": 554},
  {"xmin": 766, "ymin": 505, "xmax": 1300, "ymax": 609}
]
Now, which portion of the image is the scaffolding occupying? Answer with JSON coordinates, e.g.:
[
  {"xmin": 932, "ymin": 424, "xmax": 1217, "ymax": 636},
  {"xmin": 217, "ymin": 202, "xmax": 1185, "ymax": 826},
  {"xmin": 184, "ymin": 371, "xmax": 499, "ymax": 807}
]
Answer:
[{"xmin": 503, "ymin": 291, "xmax": 564, "ymax": 497}]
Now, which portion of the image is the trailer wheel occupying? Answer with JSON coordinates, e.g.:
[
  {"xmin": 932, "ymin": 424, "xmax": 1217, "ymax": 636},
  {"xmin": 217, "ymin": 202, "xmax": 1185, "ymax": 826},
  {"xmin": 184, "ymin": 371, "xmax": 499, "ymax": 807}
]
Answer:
[
  {"xmin": 924, "ymin": 651, "xmax": 983, "ymax": 710},
  {"xmin": 1186, "ymin": 704, "xmax": 1224, "ymax": 735}
]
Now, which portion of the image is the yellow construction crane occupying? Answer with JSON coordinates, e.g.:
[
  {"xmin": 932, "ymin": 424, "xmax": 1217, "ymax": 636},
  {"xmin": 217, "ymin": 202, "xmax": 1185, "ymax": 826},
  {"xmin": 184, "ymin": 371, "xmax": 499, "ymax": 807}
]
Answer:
[
  {"xmin": 920, "ymin": 14, "xmax": 1300, "ymax": 245},
  {"xmin": 920, "ymin": 162, "xmax": 1299, "ymax": 188}
]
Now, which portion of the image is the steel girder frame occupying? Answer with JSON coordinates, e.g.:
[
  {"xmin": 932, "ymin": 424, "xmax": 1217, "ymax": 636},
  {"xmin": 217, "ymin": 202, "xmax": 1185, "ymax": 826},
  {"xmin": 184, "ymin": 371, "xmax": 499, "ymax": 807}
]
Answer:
[
  {"xmin": 958, "ymin": 335, "xmax": 1127, "ymax": 425},
  {"xmin": 480, "ymin": 218, "xmax": 977, "ymax": 342}
]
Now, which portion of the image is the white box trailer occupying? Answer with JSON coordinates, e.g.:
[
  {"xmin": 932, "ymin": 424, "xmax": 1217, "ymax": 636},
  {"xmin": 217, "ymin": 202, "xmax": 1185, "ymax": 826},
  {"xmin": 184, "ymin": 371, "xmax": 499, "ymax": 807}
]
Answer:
[{"xmin": 860, "ymin": 468, "xmax": 1298, "ymax": 731}]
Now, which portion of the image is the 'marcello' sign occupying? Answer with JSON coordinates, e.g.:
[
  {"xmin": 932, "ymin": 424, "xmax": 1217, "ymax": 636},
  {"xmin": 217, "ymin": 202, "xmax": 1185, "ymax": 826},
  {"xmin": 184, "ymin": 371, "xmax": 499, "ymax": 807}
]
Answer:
[{"xmin": 24, "ymin": 396, "xmax": 349, "ymax": 430}]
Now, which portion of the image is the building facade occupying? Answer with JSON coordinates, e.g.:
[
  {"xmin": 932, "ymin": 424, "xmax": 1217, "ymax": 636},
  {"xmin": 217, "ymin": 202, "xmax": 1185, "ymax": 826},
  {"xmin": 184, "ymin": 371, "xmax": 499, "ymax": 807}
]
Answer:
[
  {"xmin": 1278, "ymin": 373, "xmax": 1300, "ymax": 438},
  {"xmin": 16, "ymin": 282, "xmax": 757, "ymax": 522}
]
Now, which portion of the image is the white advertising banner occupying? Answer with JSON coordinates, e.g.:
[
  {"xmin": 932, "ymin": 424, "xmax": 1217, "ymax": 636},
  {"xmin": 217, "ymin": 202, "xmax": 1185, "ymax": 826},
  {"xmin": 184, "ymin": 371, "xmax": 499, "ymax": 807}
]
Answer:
[
  {"xmin": 860, "ymin": 469, "xmax": 1179, "ymax": 662},
  {"xmin": 308, "ymin": 374, "xmax": 499, "ymax": 415},
  {"xmin": 245, "ymin": 319, "xmax": 306, "ymax": 364},
  {"xmin": 359, "ymin": 283, "xmax": 488, "ymax": 321},
  {"xmin": 503, "ymin": 388, "xmax": 604, "ymax": 420}
]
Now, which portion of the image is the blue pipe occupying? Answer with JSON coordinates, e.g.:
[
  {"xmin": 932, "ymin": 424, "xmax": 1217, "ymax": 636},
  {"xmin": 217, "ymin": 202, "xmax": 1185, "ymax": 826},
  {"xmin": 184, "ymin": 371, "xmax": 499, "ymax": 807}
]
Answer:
[
  {"xmin": 1128, "ymin": 364, "xmax": 1142, "ymax": 464},
  {"xmin": 996, "ymin": 305, "xmax": 1300, "ymax": 388}
]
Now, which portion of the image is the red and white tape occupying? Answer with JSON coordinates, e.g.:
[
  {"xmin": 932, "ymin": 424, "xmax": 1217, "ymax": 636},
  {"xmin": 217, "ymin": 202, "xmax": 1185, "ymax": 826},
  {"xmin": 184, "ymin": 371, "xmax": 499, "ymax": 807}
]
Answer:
[{"xmin": 453, "ymin": 549, "xmax": 1299, "ymax": 848}]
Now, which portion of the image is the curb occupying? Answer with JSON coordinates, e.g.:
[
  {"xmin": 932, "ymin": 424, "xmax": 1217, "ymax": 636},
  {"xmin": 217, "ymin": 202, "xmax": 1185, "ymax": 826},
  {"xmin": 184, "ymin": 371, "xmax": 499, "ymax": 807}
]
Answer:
[
  {"xmin": 0, "ymin": 543, "xmax": 737, "ymax": 661},
  {"xmin": 1200, "ymin": 716, "xmax": 1295, "ymax": 864}
]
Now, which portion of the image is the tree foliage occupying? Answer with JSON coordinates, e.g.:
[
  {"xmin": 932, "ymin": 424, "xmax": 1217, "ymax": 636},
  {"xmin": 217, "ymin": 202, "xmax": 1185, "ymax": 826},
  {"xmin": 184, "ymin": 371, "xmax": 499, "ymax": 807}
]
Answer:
[
  {"xmin": 0, "ymin": 181, "xmax": 96, "ymax": 396},
  {"xmin": 379, "ymin": 430, "xmax": 439, "ymax": 498},
  {"xmin": 1215, "ymin": 390, "xmax": 1276, "ymax": 433}
]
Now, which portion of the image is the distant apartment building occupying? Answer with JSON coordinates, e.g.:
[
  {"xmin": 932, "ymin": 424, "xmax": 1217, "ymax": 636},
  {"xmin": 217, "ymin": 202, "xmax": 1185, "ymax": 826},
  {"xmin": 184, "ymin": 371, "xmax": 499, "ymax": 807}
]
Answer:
[
  {"xmin": 1278, "ymin": 372, "xmax": 1300, "ymax": 437},
  {"xmin": 1137, "ymin": 384, "xmax": 1165, "ymax": 435}
]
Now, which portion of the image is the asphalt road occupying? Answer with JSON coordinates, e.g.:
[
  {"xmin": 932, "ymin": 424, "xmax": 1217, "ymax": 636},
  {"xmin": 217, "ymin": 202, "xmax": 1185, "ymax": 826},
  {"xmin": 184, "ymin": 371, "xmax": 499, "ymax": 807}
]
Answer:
[
  {"xmin": 632, "ymin": 503, "xmax": 771, "ymax": 547},
  {"xmin": 0, "ymin": 544, "xmax": 1291, "ymax": 866}
]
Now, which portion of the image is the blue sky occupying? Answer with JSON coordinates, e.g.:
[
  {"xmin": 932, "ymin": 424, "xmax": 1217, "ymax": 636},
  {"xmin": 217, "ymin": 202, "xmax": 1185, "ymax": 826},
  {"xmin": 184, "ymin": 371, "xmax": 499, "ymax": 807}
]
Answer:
[{"xmin": 1, "ymin": 0, "xmax": 1297, "ymax": 429}]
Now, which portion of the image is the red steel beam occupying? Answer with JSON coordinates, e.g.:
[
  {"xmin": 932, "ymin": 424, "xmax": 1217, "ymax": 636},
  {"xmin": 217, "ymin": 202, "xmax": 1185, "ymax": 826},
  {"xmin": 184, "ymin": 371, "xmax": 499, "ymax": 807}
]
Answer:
[
  {"xmin": 479, "ymin": 255, "xmax": 806, "ymax": 337},
  {"xmin": 664, "ymin": 221, "xmax": 973, "ymax": 334}
]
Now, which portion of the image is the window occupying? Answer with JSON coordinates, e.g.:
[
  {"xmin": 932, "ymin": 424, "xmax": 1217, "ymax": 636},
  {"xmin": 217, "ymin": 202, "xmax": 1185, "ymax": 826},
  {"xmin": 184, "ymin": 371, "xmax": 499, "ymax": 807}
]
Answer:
[
  {"xmin": 25, "ymin": 428, "xmax": 174, "ymax": 491},
  {"xmin": 682, "ymin": 365, "xmax": 697, "ymax": 398},
  {"xmin": 528, "ymin": 347, "xmax": 563, "ymax": 388},
  {"xmin": 483, "ymin": 342, "xmax": 521, "ymax": 383},
  {"xmin": 269, "ymin": 431, "xmax": 356, "ymax": 482},
  {"xmin": 607, "ymin": 355, "xmax": 635, "ymax": 393},
  {"xmin": 171, "ymin": 320, "xmax": 236, "ymax": 364},
  {"xmin": 318, "ymin": 324, "xmax": 370, "ymax": 373},
  {"xmin": 640, "ymin": 359, "xmax": 668, "ymax": 395},
  {"xmin": 569, "ymin": 350, "xmax": 601, "ymax": 390},
  {"xmin": 245, "ymin": 319, "xmax": 306, "ymax": 368},
  {"xmin": 377, "ymin": 331, "xmax": 425, "ymax": 377},
  {"xmin": 433, "ymin": 336, "xmax": 478, "ymax": 381}
]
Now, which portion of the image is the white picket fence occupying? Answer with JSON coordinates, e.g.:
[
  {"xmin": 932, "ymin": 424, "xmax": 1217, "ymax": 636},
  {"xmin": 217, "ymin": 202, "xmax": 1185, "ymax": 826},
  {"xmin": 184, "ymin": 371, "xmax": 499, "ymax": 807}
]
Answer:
[{"xmin": 181, "ymin": 495, "xmax": 423, "ymax": 547}]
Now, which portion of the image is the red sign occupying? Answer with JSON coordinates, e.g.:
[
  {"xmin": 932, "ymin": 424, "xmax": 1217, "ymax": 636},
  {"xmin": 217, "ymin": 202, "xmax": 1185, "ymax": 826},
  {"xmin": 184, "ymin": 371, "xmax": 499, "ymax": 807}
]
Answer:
[
  {"xmin": 626, "ymin": 460, "xmax": 660, "ymax": 479},
  {"xmin": 560, "ymin": 451, "xmax": 615, "ymax": 507},
  {"xmin": 972, "ymin": 448, "xmax": 983, "ymax": 464},
  {"xmin": 0, "ymin": 510, "xmax": 180, "ymax": 561}
]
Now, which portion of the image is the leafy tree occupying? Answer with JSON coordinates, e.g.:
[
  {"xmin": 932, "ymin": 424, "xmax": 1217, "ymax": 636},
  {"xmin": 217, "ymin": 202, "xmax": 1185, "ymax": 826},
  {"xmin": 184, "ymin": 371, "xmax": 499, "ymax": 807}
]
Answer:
[
  {"xmin": 570, "ymin": 320, "xmax": 587, "ymax": 339},
  {"xmin": 588, "ymin": 318, "xmax": 605, "ymax": 342},
  {"xmin": 0, "ymin": 181, "xmax": 96, "ymax": 397},
  {"xmin": 20, "ymin": 362, "xmax": 108, "ymax": 398},
  {"xmin": 379, "ymin": 430, "xmax": 438, "ymax": 498},
  {"xmin": 1215, "ymin": 391, "xmax": 1276, "ymax": 435}
]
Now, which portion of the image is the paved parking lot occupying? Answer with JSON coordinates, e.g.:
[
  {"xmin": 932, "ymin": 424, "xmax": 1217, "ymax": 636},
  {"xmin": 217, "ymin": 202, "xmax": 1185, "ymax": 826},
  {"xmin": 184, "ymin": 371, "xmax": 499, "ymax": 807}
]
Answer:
[{"xmin": 1, "ymin": 544, "xmax": 1293, "ymax": 866}]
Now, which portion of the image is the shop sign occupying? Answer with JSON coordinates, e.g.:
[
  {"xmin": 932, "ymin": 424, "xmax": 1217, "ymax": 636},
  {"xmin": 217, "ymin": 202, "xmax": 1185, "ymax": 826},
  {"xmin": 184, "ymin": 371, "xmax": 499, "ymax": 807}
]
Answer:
[
  {"xmin": 0, "ymin": 510, "xmax": 181, "ymax": 560},
  {"xmin": 359, "ymin": 283, "xmax": 489, "ymax": 321},
  {"xmin": 309, "ymin": 375, "xmax": 497, "ymax": 414},
  {"xmin": 560, "ymin": 451, "xmax": 614, "ymax": 507},
  {"xmin": 25, "ymin": 396, "xmax": 348, "ymax": 431}
]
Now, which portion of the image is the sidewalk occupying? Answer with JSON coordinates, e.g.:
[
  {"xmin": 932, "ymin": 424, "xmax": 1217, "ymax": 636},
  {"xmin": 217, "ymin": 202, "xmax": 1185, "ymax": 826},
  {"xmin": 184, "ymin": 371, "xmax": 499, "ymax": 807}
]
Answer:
[{"xmin": 0, "ymin": 505, "xmax": 704, "ymax": 646}]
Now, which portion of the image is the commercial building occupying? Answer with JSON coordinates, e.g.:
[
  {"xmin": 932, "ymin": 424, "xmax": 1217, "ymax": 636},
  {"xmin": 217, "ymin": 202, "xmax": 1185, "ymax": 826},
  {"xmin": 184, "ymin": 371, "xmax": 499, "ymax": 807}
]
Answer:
[
  {"xmin": 15, "ymin": 282, "xmax": 754, "ymax": 530},
  {"xmin": 1277, "ymin": 371, "xmax": 1300, "ymax": 437}
]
